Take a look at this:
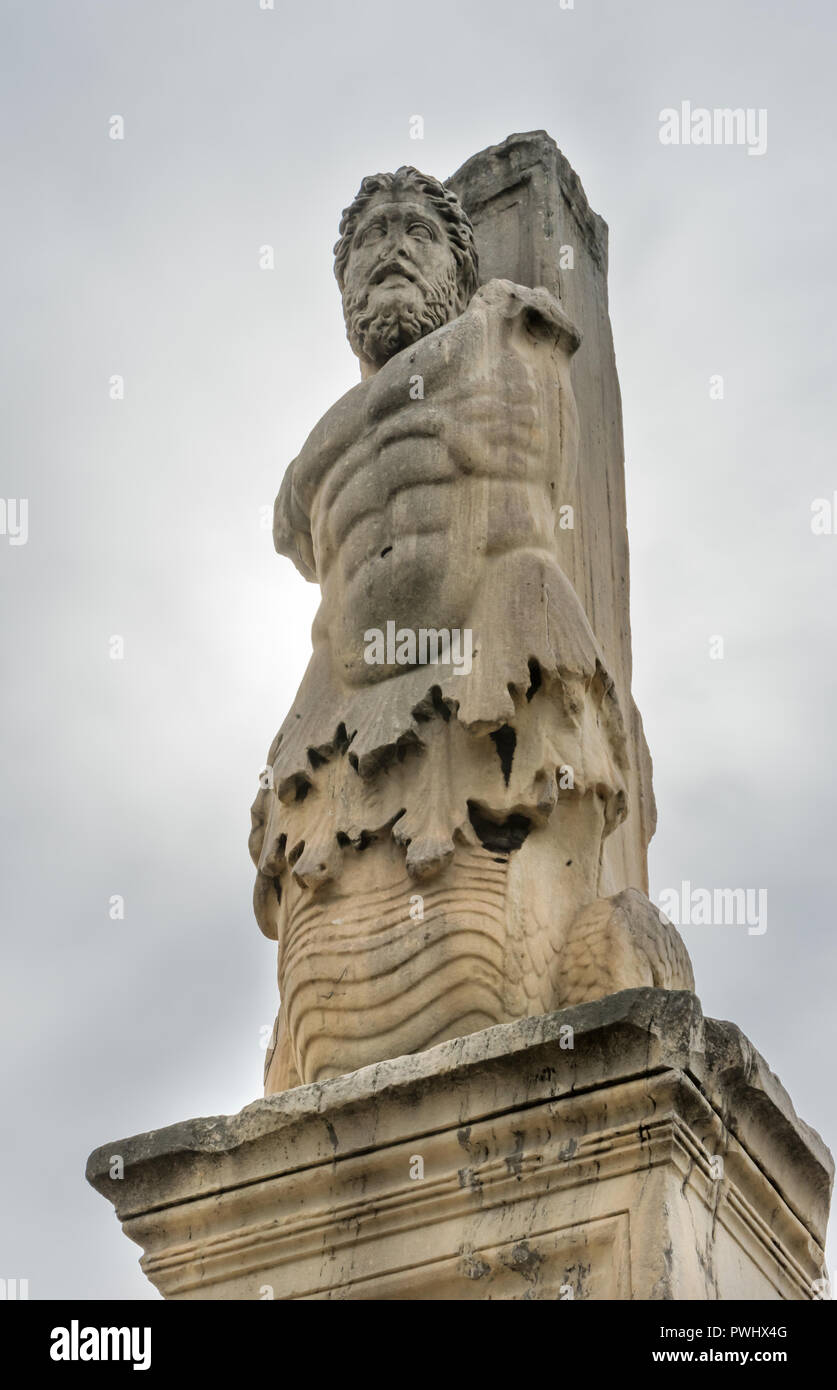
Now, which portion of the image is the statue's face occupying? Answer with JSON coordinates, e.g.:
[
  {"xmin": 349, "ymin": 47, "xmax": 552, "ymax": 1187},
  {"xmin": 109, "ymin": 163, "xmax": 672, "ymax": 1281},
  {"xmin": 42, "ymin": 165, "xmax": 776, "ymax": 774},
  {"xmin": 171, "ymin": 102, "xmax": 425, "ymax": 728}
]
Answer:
[{"xmin": 342, "ymin": 190, "xmax": 461, "ymax": 369}]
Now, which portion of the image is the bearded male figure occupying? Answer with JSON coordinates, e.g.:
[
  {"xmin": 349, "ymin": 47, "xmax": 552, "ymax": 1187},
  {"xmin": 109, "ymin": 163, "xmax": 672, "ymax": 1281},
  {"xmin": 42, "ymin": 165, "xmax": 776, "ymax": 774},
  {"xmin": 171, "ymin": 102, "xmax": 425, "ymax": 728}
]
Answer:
[{"xmin": 250, "ymin": 166, "xmax": 693, "ymax": 1092}]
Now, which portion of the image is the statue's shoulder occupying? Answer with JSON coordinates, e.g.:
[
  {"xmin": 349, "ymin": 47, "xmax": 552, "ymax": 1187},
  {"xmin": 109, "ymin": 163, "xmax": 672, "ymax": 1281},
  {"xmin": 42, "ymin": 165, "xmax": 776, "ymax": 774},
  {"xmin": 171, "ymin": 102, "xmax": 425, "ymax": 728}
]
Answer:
[
  {"xmin": 281, "ymin": 377, "xmax": 370, "ymax": 507},
  {"xmin": 296, "ymin": 378, "xmax": 370, "ymax": 478},
  {"xmin": 467, "ymin": 278, "xmax": 582, "ymax": 355}
]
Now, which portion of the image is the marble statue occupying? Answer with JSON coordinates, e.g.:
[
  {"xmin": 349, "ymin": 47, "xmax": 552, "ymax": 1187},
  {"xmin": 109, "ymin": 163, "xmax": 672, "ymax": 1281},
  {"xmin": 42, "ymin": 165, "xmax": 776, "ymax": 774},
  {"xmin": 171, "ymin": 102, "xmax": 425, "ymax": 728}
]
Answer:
[
  {"xmin": 249, "ymin": 165, "xmax": 693, "ymax": 1090},
  {"xmin": 87, "ymin": 140, "xmax": 830, "ymax": 1308}
]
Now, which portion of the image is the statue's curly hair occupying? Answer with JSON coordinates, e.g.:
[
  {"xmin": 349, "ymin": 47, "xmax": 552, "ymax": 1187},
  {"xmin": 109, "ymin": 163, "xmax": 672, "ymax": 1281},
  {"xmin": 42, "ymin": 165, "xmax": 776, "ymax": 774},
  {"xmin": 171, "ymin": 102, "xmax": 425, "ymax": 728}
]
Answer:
[{"xmin": 333, "ymin": 166, "xmax": 479, "ymax": 310}]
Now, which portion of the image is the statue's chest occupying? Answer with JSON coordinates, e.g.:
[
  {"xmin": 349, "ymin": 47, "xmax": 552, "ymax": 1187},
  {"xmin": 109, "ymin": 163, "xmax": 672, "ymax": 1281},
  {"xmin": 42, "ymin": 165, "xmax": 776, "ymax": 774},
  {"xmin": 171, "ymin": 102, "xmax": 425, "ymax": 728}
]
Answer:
[
  {"xmin": 361, "ymin": 322, "xmax": 541, "ymax": 464},
  {"xmin": 298, "ymin": 312, "xmax": 549, "ymax": 542}
]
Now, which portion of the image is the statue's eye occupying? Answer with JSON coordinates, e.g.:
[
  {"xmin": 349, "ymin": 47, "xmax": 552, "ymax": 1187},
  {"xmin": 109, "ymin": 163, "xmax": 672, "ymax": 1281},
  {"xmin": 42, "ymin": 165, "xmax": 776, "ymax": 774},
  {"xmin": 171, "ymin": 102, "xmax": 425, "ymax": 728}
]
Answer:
[
  {"xmin": 408, "ymin": 223, "xmax": 433, "ymax": 242},
  {"xmin": 361, "ymin": 224, "xmax": 386, "ymax": 244}
]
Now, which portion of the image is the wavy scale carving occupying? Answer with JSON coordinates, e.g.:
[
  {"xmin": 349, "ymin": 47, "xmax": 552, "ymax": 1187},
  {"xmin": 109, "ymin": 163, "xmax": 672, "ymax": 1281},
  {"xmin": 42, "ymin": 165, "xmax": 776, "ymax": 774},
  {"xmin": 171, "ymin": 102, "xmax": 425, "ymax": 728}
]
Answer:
[{"xmin": 281, "ymin": 841, "xmax": 510, "ymax": 1083}]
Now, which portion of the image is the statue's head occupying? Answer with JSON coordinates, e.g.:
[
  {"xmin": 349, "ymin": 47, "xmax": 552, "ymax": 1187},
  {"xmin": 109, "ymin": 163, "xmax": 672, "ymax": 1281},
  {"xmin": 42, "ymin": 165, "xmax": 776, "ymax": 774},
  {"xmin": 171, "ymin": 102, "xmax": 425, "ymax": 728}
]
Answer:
[{"xmin": 334, "ymin": 166, "xmax": 479, "ymax": 372}]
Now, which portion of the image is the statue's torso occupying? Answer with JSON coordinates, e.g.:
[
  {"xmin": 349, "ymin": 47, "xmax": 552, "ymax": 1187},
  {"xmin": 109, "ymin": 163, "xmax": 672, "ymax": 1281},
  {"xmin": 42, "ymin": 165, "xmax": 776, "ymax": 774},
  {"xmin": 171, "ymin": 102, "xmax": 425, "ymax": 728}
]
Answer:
[{"xmin": 281, "ymin": 280, "xmax": 580, "ymax": 684}]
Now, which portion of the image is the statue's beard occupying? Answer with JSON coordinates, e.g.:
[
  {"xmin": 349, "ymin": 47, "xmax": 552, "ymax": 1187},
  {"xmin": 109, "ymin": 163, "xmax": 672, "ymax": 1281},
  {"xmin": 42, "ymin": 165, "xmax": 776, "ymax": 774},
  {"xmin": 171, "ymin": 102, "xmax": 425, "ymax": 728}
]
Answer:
[{"xmin": 343, "ymin": 264, "xmax": 461, "ymax": 367}]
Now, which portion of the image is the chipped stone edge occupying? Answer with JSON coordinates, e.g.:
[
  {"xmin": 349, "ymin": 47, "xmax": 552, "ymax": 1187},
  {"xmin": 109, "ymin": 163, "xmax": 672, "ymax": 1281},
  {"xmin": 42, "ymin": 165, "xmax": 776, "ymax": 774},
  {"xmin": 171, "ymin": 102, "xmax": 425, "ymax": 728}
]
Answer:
[{"xmin": 86, "ymin": 988, "xmax": 833, "ymax": 1246}]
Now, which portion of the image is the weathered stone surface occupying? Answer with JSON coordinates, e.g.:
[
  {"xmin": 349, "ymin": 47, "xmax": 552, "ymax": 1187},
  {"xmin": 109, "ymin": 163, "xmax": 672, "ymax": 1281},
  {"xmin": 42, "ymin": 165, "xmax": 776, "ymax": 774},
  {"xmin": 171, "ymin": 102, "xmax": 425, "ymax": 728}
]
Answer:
[
  {"xmin": 84, "ymin": 139, "xmax": 832, "ymax": 1303},
  {"xmin": 249, "ymin": 143, "xmax": 691, "ymax": 1088},
  {"xmin": 86, "ymin": 990, "xmax": 833, "ymax": 1300},
  {"xmin": 448, "ymin": 132, "xmax": 656, "ymax": 901}
]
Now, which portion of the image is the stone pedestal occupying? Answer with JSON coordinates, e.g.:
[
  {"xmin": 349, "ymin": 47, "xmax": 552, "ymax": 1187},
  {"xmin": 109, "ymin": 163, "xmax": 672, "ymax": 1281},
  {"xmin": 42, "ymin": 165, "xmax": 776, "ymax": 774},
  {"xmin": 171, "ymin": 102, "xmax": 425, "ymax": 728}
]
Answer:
[{"xmin": 86, "ymin": 990, "xmax": 832, "ymax": 1300}]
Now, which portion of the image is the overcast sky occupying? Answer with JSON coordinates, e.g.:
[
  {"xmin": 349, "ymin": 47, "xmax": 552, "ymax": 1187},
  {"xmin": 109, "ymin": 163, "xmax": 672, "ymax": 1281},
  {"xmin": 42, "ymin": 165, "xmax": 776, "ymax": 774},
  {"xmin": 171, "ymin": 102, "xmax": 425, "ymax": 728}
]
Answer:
[{"xmin": 1, "ymin": 0, "xmax": 835, "ymax": 1299}]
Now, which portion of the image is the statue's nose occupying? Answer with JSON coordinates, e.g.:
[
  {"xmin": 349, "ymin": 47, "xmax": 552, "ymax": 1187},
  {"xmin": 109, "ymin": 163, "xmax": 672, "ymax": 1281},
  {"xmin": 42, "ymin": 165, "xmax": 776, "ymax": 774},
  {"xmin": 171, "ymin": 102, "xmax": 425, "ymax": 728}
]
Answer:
[{"xmin": 381, "ymin": 232, "xmax": 410, "ymax": 259}]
